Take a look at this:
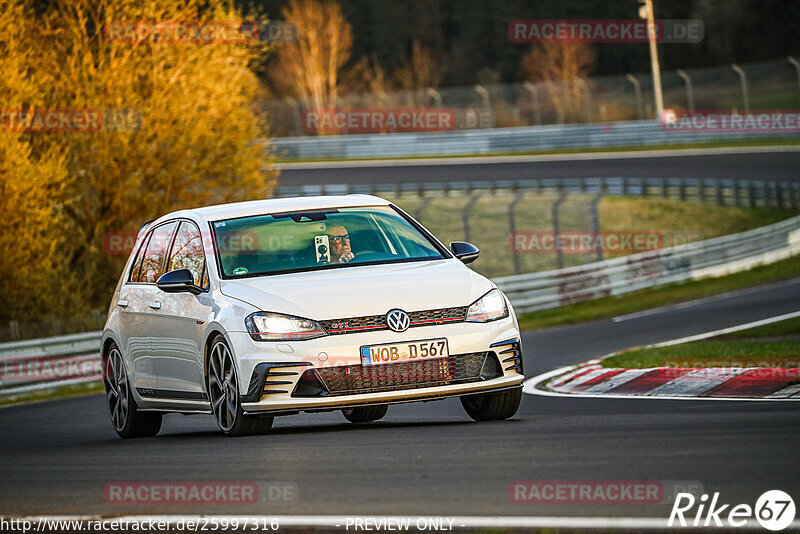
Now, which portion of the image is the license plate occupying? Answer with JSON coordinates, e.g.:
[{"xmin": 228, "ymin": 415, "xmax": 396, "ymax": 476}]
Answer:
[{"xmin": 360, "ymin": 338, "xmax": 449, "ymax": 366}]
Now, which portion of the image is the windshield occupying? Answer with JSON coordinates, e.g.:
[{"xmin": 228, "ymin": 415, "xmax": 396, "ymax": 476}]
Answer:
[{"xmin": 212, "ymin": 205, "xmax": 446, "ymax": 277}]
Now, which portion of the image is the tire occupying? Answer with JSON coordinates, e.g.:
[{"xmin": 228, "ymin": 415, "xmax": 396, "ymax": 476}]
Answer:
[
  {"xmin": 460, "ymin": 387, "xmax": 522, "ymax": 422},
  {"xmin": 342, "ymin": 404, "xmax": 388, "ymax": 423},
  {"xmin": 104, "ymin": 344, "xmax": 162, "ymax": 439},
  {"xmin": 207, "ymin": 335, "xmax": 274, "ymax": 437}
]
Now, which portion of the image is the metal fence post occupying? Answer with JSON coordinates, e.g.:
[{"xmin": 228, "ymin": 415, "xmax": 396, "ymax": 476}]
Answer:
[
  {"xmin": 590, "ymin": 187, "xmax": 605, "ymax": 262},
  {"xmin": 715, "ymin": 179, "xmax": 722, "ymax": 206},
  {"xmin": 788, "ymin": 57, "xmax": 800, "ymax": 108},
  {"xmin": 551, "ymin": 192, "xmax": 568, "ymax": 270},
  {"xmin": 286, "ymin": 97, "xmax": 303, "ymax": 136},
  {"xmin": 508, "ymin": 193, "xmax": 525, "ymax": 274},
  {"xmin": 625, "ymin": 74, "xmax": 643, "ymax": 120},
  {"xmin": 474, "ymin": 85, "xmax": 490, "ymax": 112},
  {"xmin": 523, "ymin": 82, "xmax": 542, "ymax": 126},
  {"xmin": 676, "ymin": 69, "xmax": 695, "ymax": 112},
  {"xmin": 777, "ymin": 182, "xmax": 788, "ymax": 211},
  {"xmin": 426, "ymin": 87, "xmax": 442, "ymax": 108},
  {"xmin": 580, "ymin": 80, "xmax": 592, "ymax": 123},
  {"xmin": 731, "ymin": 64, "xmax": 750, "ymax": 112},
  {"xmin": 793, "ymin": 183, "xmax": 800, "ymax": 212},
  {"xmin": 462, "ymin": 194, "xmax": 482, "ymax": 242},
  {"xmin": 415, "ymin": 197, "xmax": 434, "ymax": 222}
]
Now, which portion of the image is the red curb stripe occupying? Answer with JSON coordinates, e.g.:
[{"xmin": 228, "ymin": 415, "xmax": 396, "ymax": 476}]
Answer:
[
  {"xmin": 606, "ymin": 368, "xmax": 694, "ymax": 394},
  {"xmin": 552, "ymin": 367, "xmax": 600, "ymax": 388},
  {"xmin": 704, "ymin": 368, "xmax": 800, "ymax": 398},
  {"xmin": 569, "ymin": 369, "xmax": 628, "ymax": 392}
]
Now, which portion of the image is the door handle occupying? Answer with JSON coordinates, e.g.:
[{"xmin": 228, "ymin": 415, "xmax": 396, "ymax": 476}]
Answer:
[
  {"xmin": 117, "ymin": 299, "xmax": 129, "ymax": 308},
  {"xmin": 148, "ymin": 301, "xmax": 161, "ymax": 310}
]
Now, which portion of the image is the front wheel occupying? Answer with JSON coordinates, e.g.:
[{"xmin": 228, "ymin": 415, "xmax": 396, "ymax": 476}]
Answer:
[
  {"xmin": 207, "ymin": 336, "xmax": 273, "ymax": 437},
  {"xmin": 342, "ymin": 405, "xmax": 388, "ymax": 423},
  {"xmin": 104, "ymin": 344, "xmax": 162, "ymax": 439},
  {"xmin": 460, "ymin": 387, "xmax": 521, "ymax": 421}
]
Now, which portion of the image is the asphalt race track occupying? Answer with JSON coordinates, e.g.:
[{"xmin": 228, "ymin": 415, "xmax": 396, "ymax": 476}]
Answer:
[
  {"xmin": 276, "ymin": 147, "xmax": 800, "ymax": 186},
  {"xmin": 1, "ymin": 277, "xmax": 798, "ymax": 519}
]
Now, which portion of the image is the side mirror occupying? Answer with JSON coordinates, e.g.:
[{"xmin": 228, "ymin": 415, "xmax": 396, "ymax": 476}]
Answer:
[
  {"xmin": 450, "ymin": 241, "xmax": 480, "ymax": 264},
  {"xmin": 157, "ymin": 268, "xmax": 202, "ymax": 295}
]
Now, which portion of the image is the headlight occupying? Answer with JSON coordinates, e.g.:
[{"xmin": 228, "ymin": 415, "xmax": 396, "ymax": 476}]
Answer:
[
  {"xmin": 466, "ymin": 289, "xmax": 509, "ymax": 323},
  {"xmin": 245, "ymin": 312, "xmax": 327, "ymax": 341}
]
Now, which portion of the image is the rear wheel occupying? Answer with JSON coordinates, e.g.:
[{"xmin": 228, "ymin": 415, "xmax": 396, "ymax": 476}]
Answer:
[
  {"xmin": 208, "ymin": 336, "xmax": 273, "ymax": 437},
  {"xmin": 460, "ymin": 387, "xmax": 522, "ymax": 421},
  {"xmin": 342, "ymin": 405, "xmax": 388, "ymax": 423},
  {"xmin": 104, "ymin": 344, "xmax": 162, "ymax": 439}
]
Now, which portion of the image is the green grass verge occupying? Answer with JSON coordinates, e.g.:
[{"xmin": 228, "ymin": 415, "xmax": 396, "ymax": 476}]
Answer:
[
  {"xmin": 717, "ymin": 316, "xmax": 800, "ymax": 339},
  {"xmin": 601, "ymin": 340, "xmax": 800, "ymax": 369},
  {"xmin": 517, "ymin": 253, "xmax": 800, "ymax": 331},
  {"xmin": 274, "ymin": 137, "xmax": 800, "ymax": 163},
  {"xmin": 0, "ymin": 381, "xmax": 103, "ymax": 407},
  {"xmin": 601, "ymin": 313, "xmax": 800, "ymax": 370}
]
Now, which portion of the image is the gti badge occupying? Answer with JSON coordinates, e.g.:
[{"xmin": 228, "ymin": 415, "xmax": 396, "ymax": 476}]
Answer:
[{"xmin": 386, "ymin": 309, "xmax": 411, "ymax": 332}]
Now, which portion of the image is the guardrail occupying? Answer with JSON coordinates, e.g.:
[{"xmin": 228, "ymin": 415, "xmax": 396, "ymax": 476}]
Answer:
[
  {"xmin": 1, "ymin": 215, "xmax": 798, "ymax": 401},
  {"xmin": 276, "ymin": 176, "xmax": 800, "ymax": 211},
  {"xmin": 269, "ymin": 120, "xmax": 799, "ymax": 160},
  {"xmin": 495, "ymin": 214, "xmax": 800, "ymax": 313},
  {"xmin": 0, "ymin": 331, "xmax": 103, "ymax": 399}
]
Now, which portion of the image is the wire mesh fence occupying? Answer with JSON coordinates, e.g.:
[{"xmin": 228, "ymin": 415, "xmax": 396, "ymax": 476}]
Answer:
[{"xmin": 262, "ymin": 58, "xmax": 800, "ymax": 137}]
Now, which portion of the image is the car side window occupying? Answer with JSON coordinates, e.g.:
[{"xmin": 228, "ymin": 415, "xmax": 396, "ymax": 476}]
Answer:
[
  {"xmin": 200, "ymin": 263, "xmax": 210, "ymax": 290},
  {"xmin": 167, "ymin": 221, "xmax": 205, "ymax": 287},
  {"xmin": 128, "ymin": 231, "xmax": 151, "ymax": 283},
  {"xmin": 139, "ymin": 221, "xmax": 178, "ymax": 283}
]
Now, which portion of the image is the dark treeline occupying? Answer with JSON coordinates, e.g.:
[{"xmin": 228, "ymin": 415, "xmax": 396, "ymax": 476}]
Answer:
[{"xmin": 244, "ymin": 0, "xmax": 800, "ymax": 85}]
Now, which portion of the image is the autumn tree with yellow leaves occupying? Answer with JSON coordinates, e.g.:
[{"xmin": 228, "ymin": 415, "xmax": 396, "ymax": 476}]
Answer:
[{"xmin": 0, "ymin": 0, "xmax": 277, "ymax": 329}]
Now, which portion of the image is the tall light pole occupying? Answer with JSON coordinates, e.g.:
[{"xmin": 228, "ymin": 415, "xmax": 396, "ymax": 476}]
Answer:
[{"xmin": 639, "ymin": 0, "xmax": 664, "ymax": 118}]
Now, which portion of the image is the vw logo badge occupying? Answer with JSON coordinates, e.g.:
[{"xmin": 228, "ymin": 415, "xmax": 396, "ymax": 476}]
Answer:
[{"xmin": 386, "ymin": 309, "xmax": 411, "ymax": 332}]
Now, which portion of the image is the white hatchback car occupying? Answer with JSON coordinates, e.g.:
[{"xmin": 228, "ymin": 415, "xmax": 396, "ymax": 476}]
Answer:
[{"xmin": 102, "ymin": 195, "xmax": 524, "ymax": 437}]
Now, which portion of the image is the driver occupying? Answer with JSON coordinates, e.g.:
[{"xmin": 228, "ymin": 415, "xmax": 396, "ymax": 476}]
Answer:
[{"xmin": 328, "ymin": 225, "xmax": 354, "ymax": 263}]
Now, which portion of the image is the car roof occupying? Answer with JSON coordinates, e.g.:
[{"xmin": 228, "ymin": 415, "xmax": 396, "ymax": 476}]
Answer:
[{"xmin": 151, "ymin": 195, "xmax": 393, "ymax": 225}]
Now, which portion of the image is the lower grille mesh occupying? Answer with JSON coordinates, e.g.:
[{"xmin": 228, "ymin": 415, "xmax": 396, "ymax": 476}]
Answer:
[{"xmin": 304, "ymin": 352, "xmax": 491, "ymax": 396}]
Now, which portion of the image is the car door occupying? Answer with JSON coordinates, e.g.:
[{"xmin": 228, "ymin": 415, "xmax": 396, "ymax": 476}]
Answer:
[
  {"xmin": 117, "ymin": 228, "xmax": 158, "ymax": 391},
  {"xmin": 150, "ymin": 220, "xmax": 212, "ymax": 399},
  {"xmin": 132, "ymin": 220, "xmax": 178, "ymax": 396}
]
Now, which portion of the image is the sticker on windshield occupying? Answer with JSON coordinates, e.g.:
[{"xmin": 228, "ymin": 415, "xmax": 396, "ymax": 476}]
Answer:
[{"xmin": 231, "ymin": 267, "xmax": 248, "ymax": 275}]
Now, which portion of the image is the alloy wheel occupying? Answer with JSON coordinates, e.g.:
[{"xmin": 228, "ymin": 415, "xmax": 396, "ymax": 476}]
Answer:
[
  {"xmin": 105, "ymin": 348, "xmax": 129, "ymax": 432},
  {"xmin": 208, "ymin": 340, "xmax": 239, "ymax": 432}
]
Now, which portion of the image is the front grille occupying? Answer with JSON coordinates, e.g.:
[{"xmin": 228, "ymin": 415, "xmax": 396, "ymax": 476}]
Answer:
[
  {"xmin": 319, "ymin": 306, "xmax": 468, "ymax": 335},
  {"xmin": 296, "ymin": 352, "xmax": 493, "ymax": 397}
]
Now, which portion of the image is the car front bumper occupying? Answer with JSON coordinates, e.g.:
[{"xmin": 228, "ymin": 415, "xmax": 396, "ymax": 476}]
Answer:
[{"xmin": 227, "ymin": 317, "xmax": 525, "ymax": 414}]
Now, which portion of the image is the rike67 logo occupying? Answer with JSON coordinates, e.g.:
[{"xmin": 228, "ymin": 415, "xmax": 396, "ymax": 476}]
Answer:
[{"xmin": 669, "ymin": 490, "xmax": 796, "ymax": 531}]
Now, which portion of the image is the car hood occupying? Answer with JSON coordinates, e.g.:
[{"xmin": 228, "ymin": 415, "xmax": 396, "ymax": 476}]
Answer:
[{"xmin": 218, "ymin": 259, "xmax": 493, "ymax": 320}]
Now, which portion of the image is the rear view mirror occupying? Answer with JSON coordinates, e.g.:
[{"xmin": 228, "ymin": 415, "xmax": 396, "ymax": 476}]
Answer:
[{"xmin": 157, "ymin": 268, "xmax": 202, "ymax": 295}]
